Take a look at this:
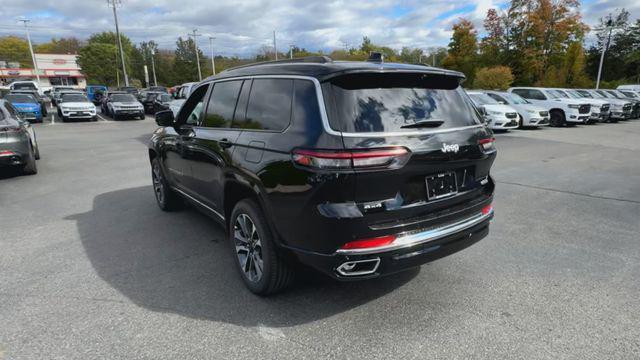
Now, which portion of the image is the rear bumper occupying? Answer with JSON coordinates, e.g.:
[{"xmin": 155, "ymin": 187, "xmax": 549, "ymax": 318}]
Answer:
[
  {"xmin": 0, "ymin": 150, "xmax": 27, "ymax": 166},
  {"xmin": 294, "ymin": 210, "xmax": 492, "ymax": 280}
]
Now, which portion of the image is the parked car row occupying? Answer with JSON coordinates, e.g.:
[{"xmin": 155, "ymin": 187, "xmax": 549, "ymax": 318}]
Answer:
[{"xmin": 466, "ymin": 87, "xmax": 640, "ymax": 130}]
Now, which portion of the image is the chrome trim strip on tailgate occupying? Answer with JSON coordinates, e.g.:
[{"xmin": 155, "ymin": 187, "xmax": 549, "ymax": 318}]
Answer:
[{"xmin": 335, "ymin": 209, "xmax": 493, "ymax": 255}]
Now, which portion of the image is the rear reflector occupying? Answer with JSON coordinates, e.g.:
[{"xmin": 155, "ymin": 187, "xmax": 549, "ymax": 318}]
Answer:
[
  {"xmin": 478, "ymin": 137, "xmax": 495, "ymax": 152},
  {"xmin": 481, "ymin": 204, "xmax": 493, "ymax": 215},
  {"xmin": 339, "ymin": 235, "xmax": 397, "ymax": 250},
  {"xmin": 293, "ymin": 147, "xmax": 410, "ymax": 170}
]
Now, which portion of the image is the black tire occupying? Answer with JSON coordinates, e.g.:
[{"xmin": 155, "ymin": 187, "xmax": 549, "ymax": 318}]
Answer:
[
  {"xmin": 151, "ymin": 158, "xmax": 182, "ymax": 211},
  {"xmin": 34, "ymin": 144, "xmax": 40, "ymax": 160},
  {"xmin": 230, "ymin": 199, "xmax": 294, "ymax": 295},
  {"xmin": 549, "ymin": 110, "xmax": 565, "ymax": 127},
  {"xmin": 518, "ymin": 114, "xmax": 524, "ymax": 128},
  {"xmin": 22, "ymin": 144, "xmax": 38, "ymax": 175},
  {"xmin": 113, "ymin": 112, "xmax": 118, "ymax": 121}
]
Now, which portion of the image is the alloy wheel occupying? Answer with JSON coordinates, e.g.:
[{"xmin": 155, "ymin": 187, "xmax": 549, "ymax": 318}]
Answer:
[
  {"xmin": 234, "ymin": 213, "xmax": 264, "ymax": 283},
  {"xmin": 152, "ymin": 162, "xmax": 165, "ymax": 205}
]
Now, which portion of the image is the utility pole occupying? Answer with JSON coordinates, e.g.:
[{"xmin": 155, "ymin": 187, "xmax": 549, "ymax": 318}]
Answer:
[
  {"xmin": 150, "ymin": 48, "xmax": 157, "ymax": 86},
  {"xmin": 19, "ymin": 19, "xmax": 40, "ymax": 84},
  {"xmin": 107, "ymin": 0, "xmax": 129, "ymax": 86},
  {"xmin": 273, "ymin": 31, "xmax": 278, "ymax": 60},
  {"xmin": 190, "ymin": 29, "xmax": 202, "ymax": 81},
  {"xmin": 289, "ymin": 45, "xmax": 294, "ymax": 59},
  {"xmin": 595, "ymin": 15, "xmax": 614, "ymax": 90},
  {"xmin": 209, "ymin": 36, "xmax": 216, "ymax": 75}
]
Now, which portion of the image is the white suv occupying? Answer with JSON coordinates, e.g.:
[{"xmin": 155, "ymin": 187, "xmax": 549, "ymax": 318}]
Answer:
[
  {"xmin": 483, "ymin": 90, "xmax": 549, "ymax": 127},
  {"xmin": 554, "ymin": 89, "xmax": 610, "ymax": 123},
  {"xmin": 508, "ymin": 87, "xmax": 591, "ymax": 127},
  {"xmin": 466, "ymin": 91, "xmax": 519, "ymax": 130}
]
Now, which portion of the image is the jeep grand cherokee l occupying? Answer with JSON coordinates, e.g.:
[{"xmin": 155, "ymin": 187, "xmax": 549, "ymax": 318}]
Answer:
[{"xmin": 148, "ymin": 57, "xmax": 496, "ymax": 295}]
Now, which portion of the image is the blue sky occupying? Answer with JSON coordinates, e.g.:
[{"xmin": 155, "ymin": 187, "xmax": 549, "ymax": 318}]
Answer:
[{"xmin": 0, "ymin": 0, "xmax": 636, "ymax": 57}]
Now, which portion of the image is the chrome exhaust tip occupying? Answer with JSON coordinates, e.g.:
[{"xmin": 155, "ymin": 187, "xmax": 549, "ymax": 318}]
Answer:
[{"xmin": 336, "ymin": 258, "xmax": 380, "ymax": 277}]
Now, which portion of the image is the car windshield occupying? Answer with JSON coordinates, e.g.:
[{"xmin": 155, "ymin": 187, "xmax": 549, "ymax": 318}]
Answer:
[
  {"xmin": 158, "ymin": 94, "xmax": 172, "ymax": 102},
  {"xmin": 607, "ymin": 91, "xmax": 625, "ymax": 99},
  {"xmin": 5, "ymin": 94, "xmax": 36, "ymax": 103},
  {"xmin": 620, "ymin": 91, "xmax": 637, "ymax": 98},
  {"xmin": 504, "ymin": 93, "xmax": 529, "ymax": 104},
  {"xmin": 468, "ymin": 93, "xmax": 500, "ymax": 105},
  {"xmin": 596, "ymin": 90, "xmax": 614, "ymax": 99},
  {"xmin": 549, "ymin": 90, "xmax": 568, "ymax": 98},
  {"xmin": 112, "ymin": 94, "xmax": 137, "ymax": 102},
  {"xmin": 323, "ymin": 73, "xmax": 481, "ymax": 133},
  {"xmin": 12, "ymin": 83, "xmax": 36, "ymax": 90},
  {"xmin": 562, "ymin": 90, "xmax": 582, "ymax": 99},
  {"xmin": 62, "ymin": 94, "xmax": 88, "ymax": 102}
]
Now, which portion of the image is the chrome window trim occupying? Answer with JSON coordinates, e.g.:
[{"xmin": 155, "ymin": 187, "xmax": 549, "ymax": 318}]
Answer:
[{"xmin": 202, "ymin": 74, "xmax": 485, "ymax": 138}]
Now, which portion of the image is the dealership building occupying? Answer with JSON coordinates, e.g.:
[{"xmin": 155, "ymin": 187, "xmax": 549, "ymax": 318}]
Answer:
[{"xmin": 0, "ymin": 53, "xmax": 86, "ymax": 89}]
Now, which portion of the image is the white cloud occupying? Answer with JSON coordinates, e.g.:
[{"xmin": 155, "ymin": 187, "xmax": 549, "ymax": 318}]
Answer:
[{"xmin": 0, "ymin": 0, "xmax": 632, "ymax": 56}]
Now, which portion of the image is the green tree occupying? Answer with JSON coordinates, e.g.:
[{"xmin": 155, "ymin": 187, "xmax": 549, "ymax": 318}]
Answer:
[
  {"xmin": 77, "ymin": 43, "xmax": 119, "ymax": 85},
  {"xmin": 443, "ymin": 19, "xmax": 479, "ymax": 83},
  {"xmin": 479, "ymin": 9, "xmax": 505, "ymax": 67},
  {"xmin": 0, "ymin": 36, "xmax": 32, "ymax": 67},
  {"xmin": 173, "ymin": 37, "xmax": 205, "ymax": 83},
  {"xmin": 473, "ymin": 66, "xmax": 515, "ymax": 90},
  {"xmin": 36, "ymin": 37, "xmax": 81, "ymax": 54}
]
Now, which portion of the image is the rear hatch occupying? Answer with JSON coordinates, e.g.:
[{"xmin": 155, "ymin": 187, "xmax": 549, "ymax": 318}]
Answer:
[{"xmin": 321, "ymin": 72, "xmax": 495, "ymax": 230}]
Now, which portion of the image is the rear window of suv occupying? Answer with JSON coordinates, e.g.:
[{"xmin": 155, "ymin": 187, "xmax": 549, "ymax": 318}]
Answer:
[{"xmin": 322, "ymin": 73, "xmax": 481, "ymax": 133}]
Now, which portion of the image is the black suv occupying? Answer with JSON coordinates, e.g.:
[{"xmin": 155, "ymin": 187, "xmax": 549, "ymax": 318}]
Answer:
[{"xmin": 148, "ymin": 57, "xmax": 496, "ymax": 295}]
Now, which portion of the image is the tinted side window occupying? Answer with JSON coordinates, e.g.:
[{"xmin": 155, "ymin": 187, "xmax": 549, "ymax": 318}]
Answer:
[
  {"xmin": 203, "ymin": 80, "xmax": 243, "ymax": 128},
  {"xmin": 511, "ymin": 89, "xmax": 529, "ymax": 99},
  {"xmin": 292, "ymin": 80, "xmax": 322, "ymax": 131},
  {"xmin": 177, "ymin": 84, "xmax": 210, "ymax": 126},
  {"xmin": 238, "ymin": 79, "xmax": 293, "ymax": 131}
]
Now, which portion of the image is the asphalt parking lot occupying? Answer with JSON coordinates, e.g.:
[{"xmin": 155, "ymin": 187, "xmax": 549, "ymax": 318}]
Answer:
[{"xmin": 1, "ymin": 116, "xmax": 639, "ymax": 359}]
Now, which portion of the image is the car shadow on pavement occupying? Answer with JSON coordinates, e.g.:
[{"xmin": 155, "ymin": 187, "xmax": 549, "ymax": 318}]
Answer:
[
  {"xmin": 67, "ymin": 186, "xmax": 418, "ymax": 327},
  {"xmin": 0, "ymin": 167, "xmax": 24, "ymax": 180}
]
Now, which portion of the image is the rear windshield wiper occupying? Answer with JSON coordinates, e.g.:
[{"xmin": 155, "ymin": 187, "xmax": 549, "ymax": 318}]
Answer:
[{"xmin": 400, "ymin": 119, "xmax": 445, "ymax": 129}]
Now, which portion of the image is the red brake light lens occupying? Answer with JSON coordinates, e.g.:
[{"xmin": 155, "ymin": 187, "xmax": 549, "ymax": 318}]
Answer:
[
  {"xmin": 339, "ymin": 235, "xmax": 397, "ymax": 250},
  {"xmin": 481, "ymin": 204, "xmax": 493, "ymax": 215},
  {"xmin": 292, "ymin": 147, "xmax": 410, "ymax": 170},
  {"xmin": 478, "ymin": 137, "xmax": 495, "ymax": 152},
  {"xmin": 0, "ymin": 150, "xmax": 16, "ymax": 156}
]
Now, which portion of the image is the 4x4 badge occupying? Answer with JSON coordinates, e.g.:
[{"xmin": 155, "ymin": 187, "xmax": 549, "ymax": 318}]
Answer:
[{"xmin": 441, "ymin": 143, "xmax": 460, "ymax": 153}]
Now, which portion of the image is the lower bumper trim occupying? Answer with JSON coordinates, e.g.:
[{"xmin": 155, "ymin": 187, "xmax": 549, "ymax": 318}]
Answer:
[{"xmin": 335, "ymin": 209, "xmax": 494, "ymax": 256}]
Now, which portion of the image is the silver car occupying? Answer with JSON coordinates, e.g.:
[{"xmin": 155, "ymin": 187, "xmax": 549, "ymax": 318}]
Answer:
[{"xmin": 0, "ymin": 99, "xmax": 39, "ymax": 175}]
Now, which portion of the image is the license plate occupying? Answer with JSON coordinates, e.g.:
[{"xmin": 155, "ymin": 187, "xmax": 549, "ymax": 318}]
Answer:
[
  {"xmin": 426, "ymin": 172, "xmax": 458, "ymax": 200},
  {"xmin": 73, "ymin": 112, "xmax": 84, "ymax": 115}
]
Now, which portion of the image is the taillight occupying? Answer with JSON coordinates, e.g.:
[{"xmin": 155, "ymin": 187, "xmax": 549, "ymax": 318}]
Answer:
[
  {"xmin": 478, "ymin": 137, "xmax": 495, "ymax": 152},
  {"xmin": 339, "ymin": 235, "xmax": 397, "ymax": 250},
  {"xmin": 481, "ymin": 204, "xmax": 493, "ymax": 215},
  {"xmin": 0, "ymin": 126, "xmax": 21, "ymax": 133},
  {"xmin": 292, "ymin": 147, "xmax": 410, "ymax": 171},
  {"xmin": 0, "ymin": 150, "xmax": 16, "ymax": 156}
]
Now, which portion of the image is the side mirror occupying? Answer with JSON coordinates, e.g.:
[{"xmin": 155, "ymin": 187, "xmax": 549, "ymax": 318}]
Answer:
[{"xmin": 155, "ymin": 109, "xmax": 174, "ymax": 127}]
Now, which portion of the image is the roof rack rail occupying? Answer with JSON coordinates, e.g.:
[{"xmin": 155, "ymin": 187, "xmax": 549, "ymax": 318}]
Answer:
[{"xmin": 221, "ymin": 56, "xmax": 333, "ymax": 73}]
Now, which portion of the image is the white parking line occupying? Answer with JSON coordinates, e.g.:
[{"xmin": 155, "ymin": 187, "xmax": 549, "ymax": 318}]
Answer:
[{"xmin": 97, "ymin": 114, "xmax": 111, "ymax": 122}]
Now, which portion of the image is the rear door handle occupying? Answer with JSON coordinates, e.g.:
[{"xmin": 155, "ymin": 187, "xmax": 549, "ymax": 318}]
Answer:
[{"xmin": 219, "ymin": 138, "xmax": 233, "ymax": 149}]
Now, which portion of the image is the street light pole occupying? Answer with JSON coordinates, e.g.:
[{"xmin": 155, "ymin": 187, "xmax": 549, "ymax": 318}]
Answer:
[
  {"xmin": 209, "ymin": 36, "xmax": 216, "ymax": 75},
  {"xmin": 289, "ymin": 45, "xmax": 294, "ymax": 59},
  {"xmin": 595, "ymin": 15, "xmax": 614, "ymax": 90},
  {"xmin": 107, "ymin": 0, "xmax": 129, "ymax": 86},
  {"xmin": 190, "ymin": 29, "xmax": 202, "ymax": 81},
  {"xmin": 150, "ymin": 49, "xmax": 157, "ymax": 86},
  {"xmin": 273, "ymin": 31, "xmax": 277, "ymax": 60},
  {"xmin": 19, "ymin": 19, "xmax": 40, "ymax": 85}
]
